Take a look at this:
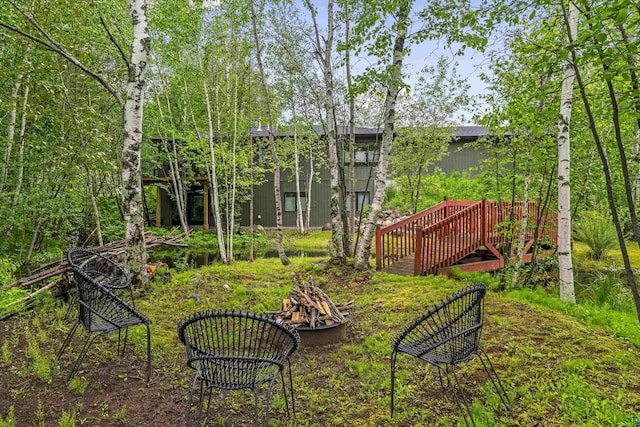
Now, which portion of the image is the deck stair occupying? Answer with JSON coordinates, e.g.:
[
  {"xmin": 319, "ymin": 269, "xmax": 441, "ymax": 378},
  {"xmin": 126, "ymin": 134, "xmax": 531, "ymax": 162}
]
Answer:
[{"xmin": 376, "ymin": 199, "xmax": 557, "ymax": 276}]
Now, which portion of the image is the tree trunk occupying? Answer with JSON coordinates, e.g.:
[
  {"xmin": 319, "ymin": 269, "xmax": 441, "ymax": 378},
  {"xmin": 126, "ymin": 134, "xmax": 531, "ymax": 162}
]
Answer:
[
  {"xmin": 228, "ymin": 80, "xmax": 239, "ymax": 261},
  {"xmin": 2, "ymin": 72, "xmax": 23, "ymax": 193},
  {"xmin": 345, "ymin": 2, "xmax": 356, "ymax": 249},
  {"xmin": 203, "ymin": 69, "xmax": 229, "ymax": 264},
  {"xmin": 557, "ymin": 0, "xmax": 577, "ymax": 304},
  {"xmin": 250, "ymin": 0, "xmax": 289, "ymax": 265},
  {"xmin": 565, "ymin": 3, "xmax": 640, "ymax": 323},
  {"xmin": 294, "ymin": 129, "xmax": 305, "ymax": 233},
  {"xmin": 151, "ymin": 82, "xmax": 189, "ymax": 234},
  {"xmin": 354, "ymin": 0, "xmax": 412, "ymax": 270},
  {"xmin": 306, "ymin": 152, "xmax": 314, "ymax": 232},
  {"xmin": 121, "ymin": 0, "xmax": 150, "ymax": 287},
  {"xmin": 10, "ymin": 82, "xmax": 29, "ymax": 214},
  {"xmin": 90, "ymin": 176, "xmax": 104, "ymax": 247},
  {"xmin": 511, "ymin": 172, "xmax": 530, "ymax": 289}
]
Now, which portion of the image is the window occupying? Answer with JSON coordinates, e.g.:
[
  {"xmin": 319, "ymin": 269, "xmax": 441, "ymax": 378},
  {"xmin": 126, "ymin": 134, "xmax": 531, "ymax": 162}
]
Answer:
[
  {"xmin": 353, "ymin": 150, "xmax": 378, "ymax": 164},
  {"xmin": 284, "ymin": 192, "xmax": 307, "ymax": 212},
  {"xmin": 346, "ymin": 191, "xmax": 370, "ymax": 212}
]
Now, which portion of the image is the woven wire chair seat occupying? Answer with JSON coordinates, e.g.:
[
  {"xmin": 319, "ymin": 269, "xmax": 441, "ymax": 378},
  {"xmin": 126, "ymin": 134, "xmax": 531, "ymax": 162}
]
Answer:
[
  {"xmin": 55, "ymin": 248, "xmax": 152, "ymax": 384},
  {"xmin": 68, "ymin": 247, "xmax": 134, "ymax": 301},
  {"xmin": 178, "ymin": 310, "xmax": 300, "ymax": 427},
  {"xmin": 390, "ymin": 283, "xmax": 511, "ymax": 426}
]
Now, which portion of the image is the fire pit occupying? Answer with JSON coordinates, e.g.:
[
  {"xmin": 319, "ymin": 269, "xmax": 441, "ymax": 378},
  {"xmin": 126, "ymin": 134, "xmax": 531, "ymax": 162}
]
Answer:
[
  {"xmin": 296, "ymin": 315, "xmax": 351, "ymax": 346},
  {"xmin": 268, "ymin": 275, "xmax": 353, "ymax": 346}
]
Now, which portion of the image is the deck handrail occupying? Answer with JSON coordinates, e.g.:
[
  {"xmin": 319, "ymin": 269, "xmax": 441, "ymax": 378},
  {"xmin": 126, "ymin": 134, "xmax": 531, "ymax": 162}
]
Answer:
[
  {"xmin": 375, "ymin": 199, "xmax": 475, "ymax": 270},
  {"xmin": 416, "ymin": 201, "xmax": 483, "ymax": 275},
  {"xmin": 376, "ymin": 199, "xmax": 558, "ymax": 275}
]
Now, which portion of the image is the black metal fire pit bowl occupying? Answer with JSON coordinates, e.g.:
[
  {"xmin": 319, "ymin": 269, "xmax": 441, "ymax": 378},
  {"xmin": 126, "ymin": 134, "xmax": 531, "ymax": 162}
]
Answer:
[{"xmin": 296, "ymin": 316, "xmax": 350, "ymax": 347}]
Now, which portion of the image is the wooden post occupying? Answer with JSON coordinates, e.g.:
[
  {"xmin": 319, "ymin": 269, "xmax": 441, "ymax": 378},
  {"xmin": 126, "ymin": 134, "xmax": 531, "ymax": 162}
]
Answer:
[
  {"xmin": 481, "ymin": 199, "xmax": 487, "ymax": 245},
  {"xmin": 203, "ymin": 182, "xmax": 210, "ymax": 230},
  {"xmin": 155, "ymin": 186, "xmax": 161, "ymax": 227},
  {"xmin": 414, "ymin": 227, "xmax": 423, "ymax": 276},
  {"xmin": 443, "ymin": 195, "xmax": 449, "ymax": 219},
  {"xmin": 375, "ymin": 224, "xmax": 382, "ymax": 270}
]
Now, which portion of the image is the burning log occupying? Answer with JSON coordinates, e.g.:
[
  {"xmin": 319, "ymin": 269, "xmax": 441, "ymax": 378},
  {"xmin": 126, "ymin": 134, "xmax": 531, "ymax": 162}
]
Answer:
[{"xmin": 267, "ymin": 275, "xmax": 354, "ymax": 329}]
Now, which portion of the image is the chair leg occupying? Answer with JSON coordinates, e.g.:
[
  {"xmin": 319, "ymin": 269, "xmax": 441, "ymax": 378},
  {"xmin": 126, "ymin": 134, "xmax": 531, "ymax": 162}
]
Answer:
[
  {"xmin": 145, "ymin": 324, "xmax": 152, "ymax": 383},
  {"xmin": 66, "ymin": 332, "xmax": 102, "ymax": 384},
  {"xmin": 265, "ymin": 379, "xmax": 277, "ymax": 427},
  {"xmin": 280, "ymin": 369, "xmax": 290, "ymax": 417},
  {"xmin": 185, "ymin": 375, "xmax": 199, "ymax": 427},
  {"xmin": 448, "ymin": 365, "xmax": 474, "ymax": 427},
  {"xmin": 62, "ymin": 294, "xmax": 77, "ymax": 322},
  {"xmin": 252, "ymin": 388, "xmax": 260, "ymax": 427},
  {"xmin": 56, "ymin": 321, "xmax": 80, "ymax": 363},
  {"xmin": 195, "ymin": 378, "xmax": 206, "ymax": 427},
  {"xmin": 476, "ymin": 347, "xmax": 511, "ymax": 411},
  {"xmin": 390, "ymin": 351, "xmax": 397, "ymax": 417},
  {"xmin": 287, "ymin": 358, "xmax": 295, "ymax": 417}
]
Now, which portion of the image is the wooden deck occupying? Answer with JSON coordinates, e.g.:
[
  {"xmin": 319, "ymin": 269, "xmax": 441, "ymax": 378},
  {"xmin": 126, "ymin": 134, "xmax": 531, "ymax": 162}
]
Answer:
[{"xmin": 376, "ymin": 199, "xmax": 557, "ymax": 276}]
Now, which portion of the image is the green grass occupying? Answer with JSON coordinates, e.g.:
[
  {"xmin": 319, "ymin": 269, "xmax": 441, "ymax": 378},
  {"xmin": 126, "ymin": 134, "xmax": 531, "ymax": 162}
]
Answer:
[{"xmin": 5, "ymin": 231, "xmax": 640, "ymax": 425}]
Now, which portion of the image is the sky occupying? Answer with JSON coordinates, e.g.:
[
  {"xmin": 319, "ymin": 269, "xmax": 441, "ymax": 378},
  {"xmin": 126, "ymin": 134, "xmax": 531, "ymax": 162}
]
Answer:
[{"xmin": 301, "ymin": 0, "xmax": 493, "ymax": 125}]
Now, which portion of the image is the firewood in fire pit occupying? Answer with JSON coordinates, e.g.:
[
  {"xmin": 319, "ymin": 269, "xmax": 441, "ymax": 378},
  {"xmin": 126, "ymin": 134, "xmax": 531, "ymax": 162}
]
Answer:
[{"xmin": 266, "ymin": 275, "xmax": 354, "ymax": 329}]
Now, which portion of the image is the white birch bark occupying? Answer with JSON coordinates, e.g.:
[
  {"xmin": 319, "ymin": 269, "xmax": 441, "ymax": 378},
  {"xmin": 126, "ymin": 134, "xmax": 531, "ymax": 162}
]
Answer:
[
  {"xmin": 203, "ymin": 71, "xmax": 229, "ymax": 264},
  {"xmin": 305, "ymin": 0, "xmax": 344, "ymax": 260},
  {"xmin": 90, "ymin": 177, "xmax": 104, "ymax": 247},
  {"xmin": 294, "ymin": 129, "xmax": 305, "ymax": 233},
  {"xmin": 121, "ymin": 0, "xmax": 150, "ymax": 286},
  {"xmin": 250, "ymin": 0, "xmax": 289, "ymax": 265},
  {"xmin": 151, "ymin": 81, "xmax": 189, "ymax": 234},
  {"xmin": 2, "ymin": 73, "xmax": 23, "ymax": 193},
  {"xmin": 511, "ymin": 173, "xmax": 530, "ymax": 289},
  {"xmin": 228, "ymin": 80, "xmax": 239, "ymax": 261},
  {"xmin": 306, "ymin": 151, "xmax": 314, "ymax": 232},
  {"xmin": 355, "ymin": 0, "xmax": 412, "ymax": 269},
  {"xmin": 10, "ymin": 83, "xmax": 28, "ymax": 214},
  {"xmin": 558, "ymin": 0, "xmax": 578, "ymax": 304},
  {"xmin": 345, "ymin": 2, "xmax": 356, "ymax": 244}
]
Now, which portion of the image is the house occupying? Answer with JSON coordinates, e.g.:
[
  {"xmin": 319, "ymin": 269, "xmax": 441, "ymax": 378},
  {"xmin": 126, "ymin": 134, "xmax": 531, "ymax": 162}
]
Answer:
[{"xmin": 142, "ymin": 125, "xmax": 490, "ymax": 230}]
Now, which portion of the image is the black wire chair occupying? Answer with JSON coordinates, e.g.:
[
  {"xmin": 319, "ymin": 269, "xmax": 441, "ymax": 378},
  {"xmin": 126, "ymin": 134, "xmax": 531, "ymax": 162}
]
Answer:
[
  {"xmin": 55, "ymin": 248, "xmax": 152, "ymax": 384},
  {"xmin": 390, "ymin": 283, "xmax": 511, "ymax": 426},
  {"xmin": 66, "ymin": 247, "xmax": 134, "ymax": 304},
  {"xmin": 178, "ymin": 310, "xmax": 301, "ymax": 427}
]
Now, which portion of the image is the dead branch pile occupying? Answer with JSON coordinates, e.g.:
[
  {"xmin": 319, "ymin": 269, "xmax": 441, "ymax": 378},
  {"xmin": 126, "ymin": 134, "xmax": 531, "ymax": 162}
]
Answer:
[
  {"xmin": 2, "ymin": 231, "xmax": 188, "ymax": 296},
  {"xmin": 267, "ymin": 275, "xmax": 354, "ymax": 329}
]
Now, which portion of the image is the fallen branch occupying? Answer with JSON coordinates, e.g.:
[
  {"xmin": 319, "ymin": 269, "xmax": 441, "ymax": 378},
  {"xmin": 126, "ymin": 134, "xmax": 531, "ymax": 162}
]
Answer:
[{"xmin": 2, "ymin": 231, "xmax": 188, "ymax": 292}]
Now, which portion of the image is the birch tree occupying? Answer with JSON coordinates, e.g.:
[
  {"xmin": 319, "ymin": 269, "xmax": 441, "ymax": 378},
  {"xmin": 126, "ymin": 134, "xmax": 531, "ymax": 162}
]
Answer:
[
  {"xmin": 557, "ymin": 0, "xmax": 577, "ymax": 304},
  {"xmin": 1, "ymin": 0, "xmax": 151, "ymax": 284},
  {"xmin": 249, "ymin": 0, "xmax": 289, "ymax": 265},
  {"xmin": 354, "ymin": 0, "xmax": 413, "ymax": 269},
  {"xmin": 121, "ymin": 0, "xmax": 151, "ymax": 285},
  {"xmin": 305, "ymin": 0, "xmax": 347, "ymax": 262}
]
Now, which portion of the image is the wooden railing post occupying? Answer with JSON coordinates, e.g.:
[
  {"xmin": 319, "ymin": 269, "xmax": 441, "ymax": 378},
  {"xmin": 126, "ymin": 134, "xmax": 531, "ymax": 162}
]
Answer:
[
  {"xmin": 375, "ymin": 224, "xmax": 382, "ymax": 270},
  {"xmin": 443, "ymin": 195, "xmax": 449, "ymax": 219},
  {"xmin": 414, "ymin": 227, "xmax": 423, "ymax": 276},
  {"xmin": 481, "ymin": 199, "xmax": 487, "ymax": 245}
]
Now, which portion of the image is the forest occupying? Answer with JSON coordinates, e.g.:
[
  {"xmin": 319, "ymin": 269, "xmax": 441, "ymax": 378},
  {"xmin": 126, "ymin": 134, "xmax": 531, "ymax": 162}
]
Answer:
[{"xmin": 2, "ymin": 0, "xmax": 640, "ymax": 425}]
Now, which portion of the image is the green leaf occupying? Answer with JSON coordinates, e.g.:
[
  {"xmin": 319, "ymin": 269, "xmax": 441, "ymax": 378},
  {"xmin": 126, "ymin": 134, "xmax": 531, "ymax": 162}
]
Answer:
[
  {"xmin": 615, "ymin": 9, "xmax": 627, "ymax": 26},
  {"xmin": 596, "ymin": 32, "xmax": 608, "ymax": 43}
]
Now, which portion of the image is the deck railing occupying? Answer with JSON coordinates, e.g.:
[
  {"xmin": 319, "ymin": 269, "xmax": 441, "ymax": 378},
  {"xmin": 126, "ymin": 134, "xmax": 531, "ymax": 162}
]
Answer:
[
  {"xmin": 415, "ymin": 201, "xmax": 484, "ymax": 275},
  {"xmin": 375, "ymin": 199, "xmax": 475, "ymax": 270},
  {"xmin": 376, "ymin": 198, "xmax": 558, "ymax": 275}
]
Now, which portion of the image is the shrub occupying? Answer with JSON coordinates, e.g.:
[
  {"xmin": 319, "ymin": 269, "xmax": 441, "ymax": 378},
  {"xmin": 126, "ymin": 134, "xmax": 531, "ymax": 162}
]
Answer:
[
  {"xmin": 574, "ymin": 211, "xmax": 618, "ymax": 260},
  {"xmin": 0, "ymin": 258, "xmax": 17, "ymax": 287}
]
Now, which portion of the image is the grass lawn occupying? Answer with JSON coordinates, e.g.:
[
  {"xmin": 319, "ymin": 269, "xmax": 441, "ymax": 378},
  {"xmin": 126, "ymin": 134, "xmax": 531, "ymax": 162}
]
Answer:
[{"xmin": 1, "ymin": 233, "xmax": 640, "ymax": 426}]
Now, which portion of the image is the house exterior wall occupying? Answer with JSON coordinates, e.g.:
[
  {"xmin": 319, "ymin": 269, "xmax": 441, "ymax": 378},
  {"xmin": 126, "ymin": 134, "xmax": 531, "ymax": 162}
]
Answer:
[
  {"xmin": 431, "ymin": 139, "xmax": 486, "ymax": 175},
  {"xmin": 145, "ymin": 126, "xmax": 490, "ymax": 230},
  {"xmin": 240, "ymin": 160, "xmax": 377, "ymax": 229}
]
